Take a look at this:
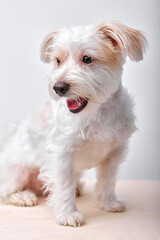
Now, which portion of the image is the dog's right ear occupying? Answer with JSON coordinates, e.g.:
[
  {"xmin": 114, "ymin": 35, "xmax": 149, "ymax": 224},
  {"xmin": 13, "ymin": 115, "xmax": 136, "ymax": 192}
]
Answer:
[{"xmin": 40, "ymin": 31, "xmax": 58, "ymax": 63}]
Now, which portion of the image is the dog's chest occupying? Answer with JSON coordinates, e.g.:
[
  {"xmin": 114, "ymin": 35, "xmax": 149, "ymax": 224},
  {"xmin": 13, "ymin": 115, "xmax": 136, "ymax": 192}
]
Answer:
[{"xmin": 73, "ymin": 139, "xmax": 114, "ymax": 171}]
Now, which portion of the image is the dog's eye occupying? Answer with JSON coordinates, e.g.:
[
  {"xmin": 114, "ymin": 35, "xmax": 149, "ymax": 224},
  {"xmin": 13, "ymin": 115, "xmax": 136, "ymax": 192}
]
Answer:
[
  {"xmin": 56, "ymin": 58, "xmax": 61, "ymax": 65},
  {"xmin": 82, "ymin": 55, "xmax": 93, "ymax": 64}
]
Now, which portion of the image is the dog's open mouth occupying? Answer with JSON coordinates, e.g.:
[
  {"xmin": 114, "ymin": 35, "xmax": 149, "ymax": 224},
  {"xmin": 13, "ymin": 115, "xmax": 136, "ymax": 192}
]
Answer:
[{"xmin": 66, "ymin": 97, "xmax": 88, "ymax": 113}]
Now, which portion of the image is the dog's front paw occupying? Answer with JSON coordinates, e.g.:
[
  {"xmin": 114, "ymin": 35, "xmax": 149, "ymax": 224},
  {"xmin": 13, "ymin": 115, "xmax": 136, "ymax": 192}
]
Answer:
[
  {"xmin": 101, "ymin": 199, "xmax": 127, "ymax": 212},
  {"xmin": 56, "ymin": 211, "xmax": 85, "ymax": 227}
]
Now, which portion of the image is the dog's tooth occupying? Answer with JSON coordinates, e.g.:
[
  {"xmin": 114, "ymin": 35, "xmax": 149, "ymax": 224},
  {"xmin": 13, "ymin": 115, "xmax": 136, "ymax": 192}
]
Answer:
[{"xmin": 78, "ymin": 102, "xmax": 81, "ymax": 107}]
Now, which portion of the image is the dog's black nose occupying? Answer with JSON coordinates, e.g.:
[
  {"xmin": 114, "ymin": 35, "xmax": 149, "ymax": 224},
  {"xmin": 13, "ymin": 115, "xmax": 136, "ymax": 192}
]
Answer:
[{"xmin": 53, "ymin": 82, "xmax": 70, "ymax": 96}]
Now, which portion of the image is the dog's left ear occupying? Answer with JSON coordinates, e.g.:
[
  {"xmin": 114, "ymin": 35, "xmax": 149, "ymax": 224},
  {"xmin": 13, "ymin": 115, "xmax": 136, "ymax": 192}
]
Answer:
[
  {"xmin": 97, "ymin": 21, "xmax": 147, "ymax": 61},
  {"xmin": 40, "ymin": 30, "xmax": 58, "ymax": 63}
]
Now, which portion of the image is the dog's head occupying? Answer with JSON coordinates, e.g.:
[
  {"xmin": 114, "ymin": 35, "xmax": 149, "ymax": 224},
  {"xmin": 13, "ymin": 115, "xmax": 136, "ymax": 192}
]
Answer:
[{"xmin": 41, "ymin": 21, "xmax": 147, "ymax": 115}]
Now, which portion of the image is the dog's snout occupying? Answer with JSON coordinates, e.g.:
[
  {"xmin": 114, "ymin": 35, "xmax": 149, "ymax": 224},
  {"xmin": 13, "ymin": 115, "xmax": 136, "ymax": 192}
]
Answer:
[{"xmin": 53, "ymin": 82, "xmax": 70, "ymax": 96}]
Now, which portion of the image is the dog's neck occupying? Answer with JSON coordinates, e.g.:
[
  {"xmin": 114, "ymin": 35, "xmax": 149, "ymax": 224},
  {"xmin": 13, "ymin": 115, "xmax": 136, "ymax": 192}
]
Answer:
[
  {"xmin": 80, "ymin": 83, "xmax": 123, "ymax": 128},
  {"xmin": 98, "ymin": 83, "xmax": 123, "ymax": 116}
]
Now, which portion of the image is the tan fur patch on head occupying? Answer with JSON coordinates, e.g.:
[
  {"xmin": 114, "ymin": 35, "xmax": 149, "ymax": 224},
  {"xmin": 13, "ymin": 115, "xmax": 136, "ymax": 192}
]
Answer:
[{"xmin": 94, "ymin": 41, "xmax": 123, "ymax": 72}]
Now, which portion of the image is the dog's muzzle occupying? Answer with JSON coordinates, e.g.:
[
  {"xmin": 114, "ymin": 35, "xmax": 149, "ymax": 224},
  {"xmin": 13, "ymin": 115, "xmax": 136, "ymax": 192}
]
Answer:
[
  {"xmin": 53, "ymin": 82, "xmax": 70, "ymax": 96},
  {"xmin": 53, "ymin": 82, "xmax": 88, "ymax": 113}
]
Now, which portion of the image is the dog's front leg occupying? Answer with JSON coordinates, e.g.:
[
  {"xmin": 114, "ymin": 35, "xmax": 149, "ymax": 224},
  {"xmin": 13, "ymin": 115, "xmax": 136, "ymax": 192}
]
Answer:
[
  {"xmin": 96, "ymin": 143, "xmax": 127, "ymax": 212},
  {"xmin": 46, "ymin": 152, "xmax": 84, "ymax": 227}
]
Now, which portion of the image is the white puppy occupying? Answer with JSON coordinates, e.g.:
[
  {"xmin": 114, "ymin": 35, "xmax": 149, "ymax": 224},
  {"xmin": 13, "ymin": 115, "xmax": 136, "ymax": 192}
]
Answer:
[{"xmin": 0, "ymin": 21, "xmax": 147, "ymax": 227}]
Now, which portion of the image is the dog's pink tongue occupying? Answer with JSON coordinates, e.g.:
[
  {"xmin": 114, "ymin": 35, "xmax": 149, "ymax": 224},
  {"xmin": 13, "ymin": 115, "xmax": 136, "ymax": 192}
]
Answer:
[{"xmin": 67, "ymin": 98, "xmax": 84, "ymax": 110}]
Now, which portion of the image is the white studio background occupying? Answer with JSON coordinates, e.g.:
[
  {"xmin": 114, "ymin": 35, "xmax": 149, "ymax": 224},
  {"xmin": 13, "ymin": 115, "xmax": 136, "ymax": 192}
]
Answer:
[{"xmin": 0, "ymin": 0, "xmax": 159, "ymax": 180}]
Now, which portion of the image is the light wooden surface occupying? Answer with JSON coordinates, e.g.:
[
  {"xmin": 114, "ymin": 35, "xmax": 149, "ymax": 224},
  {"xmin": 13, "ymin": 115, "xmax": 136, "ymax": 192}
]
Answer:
[{"xmin": 0, "ymin": 181, "xmax": 160, "ymax": 240}]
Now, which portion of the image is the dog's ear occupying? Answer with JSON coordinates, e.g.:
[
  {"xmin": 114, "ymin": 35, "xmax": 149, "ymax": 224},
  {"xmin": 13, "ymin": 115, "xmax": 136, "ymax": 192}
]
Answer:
[
  {"xmin": 97, "ymin": 21, "xmax": 147, "ymax": 61},
  {"xmin": 40, "ymin": 31, "xmax": 58, "ymax": 63}
]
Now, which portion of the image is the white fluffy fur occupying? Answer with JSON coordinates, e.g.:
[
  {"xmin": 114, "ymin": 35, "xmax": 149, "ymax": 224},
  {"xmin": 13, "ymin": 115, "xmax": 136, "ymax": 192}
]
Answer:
[{"xmin": 0, "ymin": 21, "xmax": 147, "ymax": 227}]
